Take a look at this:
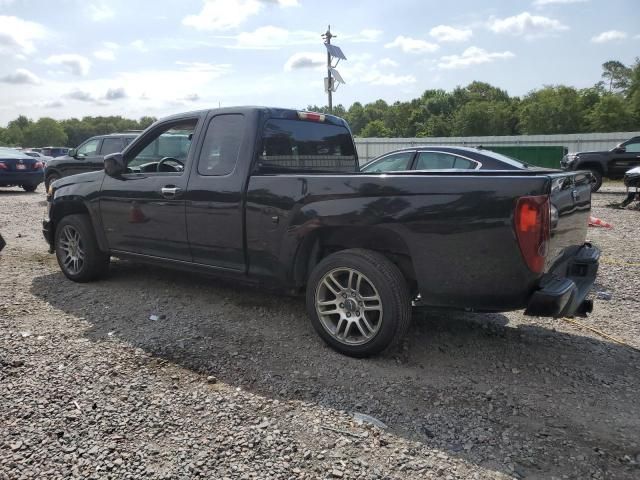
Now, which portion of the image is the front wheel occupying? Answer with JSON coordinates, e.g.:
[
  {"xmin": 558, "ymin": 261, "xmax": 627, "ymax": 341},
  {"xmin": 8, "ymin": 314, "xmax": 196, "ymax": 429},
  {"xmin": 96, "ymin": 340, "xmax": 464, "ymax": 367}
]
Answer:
[
  {"xmin": 306, "ymin": 249, "xmax": 411, "ymax": 357},
  {"xmin": 22, "ymin": 184, "xmax": 37, "ymax": 192},
  {"xmin": 45, "ymin": 172, "xmax": 60, "ymax": 190},
  {"xmin": 55, "ymin": 214, "xmax": 110, "ymax": 282}
]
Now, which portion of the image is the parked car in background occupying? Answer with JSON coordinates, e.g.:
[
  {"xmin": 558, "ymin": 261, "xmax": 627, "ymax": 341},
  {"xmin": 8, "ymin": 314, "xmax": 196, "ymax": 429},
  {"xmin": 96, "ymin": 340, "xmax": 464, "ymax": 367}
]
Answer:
[
  {"xmin": 359, "ymin": 146, "xmax": 535, "ymax": 173},
  {"xmin": 44, "ymin": 132, "xmax": 139, "ymax": 188},
  {"xmin": 23, "ymin": 150, "xmax": 53, "ymax": 165},
  {"xmin": 41, "ymin": 147, "xmax": 70, "ymax": 158},
  {"xmin": 44, "ymin": 107, "xmax": 599, "ymax": 357},
  {"xmin": 0, "ymin": 147, "xmax": 44, "ymax": 192},
  {"xmin": 561, "ymin": 136, "xmax": 640, "ymax": 192}
]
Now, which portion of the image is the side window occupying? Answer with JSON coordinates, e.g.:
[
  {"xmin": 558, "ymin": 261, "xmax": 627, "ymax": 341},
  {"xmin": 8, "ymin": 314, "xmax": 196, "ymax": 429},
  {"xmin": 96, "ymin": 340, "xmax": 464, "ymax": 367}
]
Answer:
[
  {"xmin": 363, "ymin": 152, "xmax": 413, "ymax": 172},
  {"xmin": 198, "ymin": 114, "xmax": 245, "ymax": 176},
  {"xmin": 415, "ymin": 152, "xmax": 457, "ymax": 170},
  {"xmin": 259, "ymin": 119, "xmax": 356, "ymax": 173},
  {"xmin": 77, "ymin": 139, "xmax": 100, "ymax": 157},
  {"xmin": 452, "ymin": 157, "xmax": 478, "ymax": 169},
  {"xmin": 100, "ymin": 137, "xmax": 123, "ymax": 155},
  {"xmin": 123, "ymin": 137, "xmax": 135, "ymax": 147},
  {"xmin": 624, "ymin": 141, "xmax": 640, "ymax": 153},
  {"xmin": 126, "ymin": 119, "xmax": 198, "ymax": 174}
]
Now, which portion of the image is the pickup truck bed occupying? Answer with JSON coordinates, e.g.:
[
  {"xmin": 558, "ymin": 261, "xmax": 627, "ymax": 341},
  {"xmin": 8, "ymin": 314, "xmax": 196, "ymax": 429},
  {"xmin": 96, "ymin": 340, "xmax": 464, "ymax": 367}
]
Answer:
[{"xmin": 43, "ymin": 107, "xmax": 600, "ymax": 357}]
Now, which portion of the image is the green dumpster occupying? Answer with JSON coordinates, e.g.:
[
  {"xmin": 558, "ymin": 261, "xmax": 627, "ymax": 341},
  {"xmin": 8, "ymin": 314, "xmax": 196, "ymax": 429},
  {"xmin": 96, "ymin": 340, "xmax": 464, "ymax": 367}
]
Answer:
[{"xmin": 483, "ymin": 145, "xmax": 567, "ymax": 169}]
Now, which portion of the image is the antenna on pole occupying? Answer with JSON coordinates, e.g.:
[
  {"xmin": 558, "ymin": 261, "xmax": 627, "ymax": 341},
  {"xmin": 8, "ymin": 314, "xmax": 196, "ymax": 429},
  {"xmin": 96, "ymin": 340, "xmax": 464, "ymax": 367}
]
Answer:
[{"xmin": 322, "ymin": 25, "xmax": 346, "ymax": 114}]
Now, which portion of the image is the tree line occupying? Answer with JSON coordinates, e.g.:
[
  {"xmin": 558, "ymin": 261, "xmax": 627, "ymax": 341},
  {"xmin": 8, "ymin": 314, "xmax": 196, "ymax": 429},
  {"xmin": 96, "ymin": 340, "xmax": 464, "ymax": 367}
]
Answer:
[
  {"xmin": 0, "ymin": 58, "xmax": 638, "ymax": 148},
  {"xmin": 309, "ymin": 58, "xmax": 640, "ymax": 137}
]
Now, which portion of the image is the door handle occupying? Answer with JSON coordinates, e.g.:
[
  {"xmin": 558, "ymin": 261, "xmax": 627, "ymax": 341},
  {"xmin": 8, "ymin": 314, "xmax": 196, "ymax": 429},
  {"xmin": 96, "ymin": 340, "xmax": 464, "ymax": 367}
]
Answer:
[{"xmin": 161, "ymin": 186, "xmax": 182, "ymax": 199}]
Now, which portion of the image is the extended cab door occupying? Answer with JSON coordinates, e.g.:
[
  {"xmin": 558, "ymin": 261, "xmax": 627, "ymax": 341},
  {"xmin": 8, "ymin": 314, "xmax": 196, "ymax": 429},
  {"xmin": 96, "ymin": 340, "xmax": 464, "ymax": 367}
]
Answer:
[
  {"xmin": 184, "ymin": 112, "xmax": 252, "ymax": 270},
  {"xmin": 99, "ymin": 116, "xmax": 202, "ymax": 261},
  {"xmin": 610, "ymin": 138, "xmax": 640, "ymax": 176}
]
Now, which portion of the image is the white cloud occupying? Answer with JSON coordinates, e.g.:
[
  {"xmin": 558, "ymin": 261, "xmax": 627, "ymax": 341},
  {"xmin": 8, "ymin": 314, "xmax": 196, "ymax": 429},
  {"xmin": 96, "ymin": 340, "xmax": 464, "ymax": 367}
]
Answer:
[
  {"xmin": 45, "ymin": 54, "xmax": 91, "ymax": 76},
  {"xmin": 105, "ymin": 87, "xmax": 127, "ymax": 100},
  {"xmin": 533, "ymin": 0, "xmax": 587, "ymax": 5},
  {"xmin": 284, "ymin": 52, "xmax": 325, "ymax": 71},
  {"xmin": 65, "ymin": 89, "xmax": 97, "ymax": 102},
  {"xmin": 43, "ymin": 100, "xmax": 64, "ymax": 108},
  {"xmin": 0, "ymin": 68, "xmax": 41, "ymax": 85},
  {"xmin": 591, "ymin": 30, "xmax": 628, "ymax": 43},
  {"xmin": 229, "ymin": 26, "xmax": 380, "ymax": 50},
  {"xmin": 344, "ymin": 29, "xmax": 383, "ymax": 43},
  {"xmin": 377, "ymin": 58, "xmax": 398, "ymax": 68},
  {"xmin": 94, "ymin": 49, "xmax": 115, "ymax": 60},
  {"xmin": 0, "ymin": 15, "xmax": 46, "ymax": 55},
  {"xmin": 87, "ymin": 3, "xmax": 115, "ymax": 22},
  {"xmin": 131, "ymin": 40, "xmax": 148, "ymax": 52},
  {"xmin": 385, "ymin": 35, "xmax": 439, "ymax": 54},
  {"xmin": 438, "ymin": 46, "xmax": 515, "ymax": 69},
  {"xmin": 364, "ymin": 73, "xmax": 416, "ymax": 86},
  {"xmin": 184, "ymin": 93, "xmax": 200, "ymax": 102},
  {"xmin": 488, "ymin": 12, "xmax": 568, "ymax": 38},
  {"xmin": 182, "ymin": 0, "xmax": 297, "ymax": 31},
  {"xmin": 429, "ymin": 25, "xmax": 473, "ymax": 43},
  {"xmin": 175, "ymin": 61, "xmax": 233, "ymax": 77}
]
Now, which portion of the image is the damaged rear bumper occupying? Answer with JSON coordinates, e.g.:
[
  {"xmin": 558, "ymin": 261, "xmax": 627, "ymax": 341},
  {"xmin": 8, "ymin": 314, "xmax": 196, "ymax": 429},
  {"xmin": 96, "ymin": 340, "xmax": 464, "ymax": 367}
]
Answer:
[{"xmin": 525, "ymin": 243, "xmax": 600, "ymax": 318}]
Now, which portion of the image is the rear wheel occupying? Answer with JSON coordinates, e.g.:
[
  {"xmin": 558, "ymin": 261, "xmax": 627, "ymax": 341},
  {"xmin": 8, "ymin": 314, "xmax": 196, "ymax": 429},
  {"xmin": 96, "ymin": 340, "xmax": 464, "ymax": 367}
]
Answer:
[
  {"xmin": 306, "ymin": 248, "xmax": 411, "ymax": 357},
  {"xmin": 55, "ymin": 214, "xmax": 109, "ymax": 282},
  {"xmin": 22, "ymin": 184, "xmax": 37, "ymax": 192},
  {"xmin": 45, "ymin": 172, "xmax": 60, "ymax": 190},
  {"xmin": 588, "ymin": 169, "xmax": 603, "ymax": 192}
]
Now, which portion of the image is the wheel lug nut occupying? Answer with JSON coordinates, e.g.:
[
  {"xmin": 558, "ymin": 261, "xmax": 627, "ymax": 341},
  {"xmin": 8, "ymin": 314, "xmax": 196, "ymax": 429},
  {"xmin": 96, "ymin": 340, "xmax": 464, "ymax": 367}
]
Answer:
[
  {"xmin": 342, "ymin": 293, "xmax": 347, "ymax": 298},
  {"xmin": 356, "ymin": 311, "xmax": 360, "ymax": 316},
  {"xmin": 346, "ymin": 312, "xmax": 351, "ymax": 318},
  {"xmin": 358, "ymin": 301, "xmax": 363, "ymax": 306},
  {"xmin": 339, "ymin": 303, "xmax": 344, "ymax": 308}
]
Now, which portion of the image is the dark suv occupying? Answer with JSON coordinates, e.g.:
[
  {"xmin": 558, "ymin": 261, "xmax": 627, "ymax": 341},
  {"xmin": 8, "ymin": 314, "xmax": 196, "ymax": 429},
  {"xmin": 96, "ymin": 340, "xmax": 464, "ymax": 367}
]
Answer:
[
  {"xmin": 44, "ymin": 133, "xmax": 139, "ymax": 188},
  {"xmin": 561, "ymin": 136, "xmax": 640, "ymax": 192}
]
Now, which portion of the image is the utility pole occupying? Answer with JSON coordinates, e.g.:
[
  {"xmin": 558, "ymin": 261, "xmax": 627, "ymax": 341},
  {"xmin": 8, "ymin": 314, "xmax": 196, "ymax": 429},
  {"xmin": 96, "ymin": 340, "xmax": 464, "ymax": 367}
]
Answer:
[{"xmin": 323, "ymin": 25, "xmax": 334, "ymax": 113}]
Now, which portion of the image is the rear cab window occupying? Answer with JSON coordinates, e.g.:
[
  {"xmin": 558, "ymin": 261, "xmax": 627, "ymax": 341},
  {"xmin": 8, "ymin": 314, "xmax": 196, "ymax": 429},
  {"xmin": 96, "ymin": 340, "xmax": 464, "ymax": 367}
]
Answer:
[{"xmin": 258, "ymin": 118, "xmax": 357, "ymax": 173}]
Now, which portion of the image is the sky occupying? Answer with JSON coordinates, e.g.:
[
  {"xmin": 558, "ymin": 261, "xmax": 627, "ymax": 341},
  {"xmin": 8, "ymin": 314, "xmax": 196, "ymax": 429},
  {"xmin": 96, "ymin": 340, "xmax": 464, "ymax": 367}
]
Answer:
[{"xmin": 0, "ymin": 0, "xmax": 638, "ymax": 125}]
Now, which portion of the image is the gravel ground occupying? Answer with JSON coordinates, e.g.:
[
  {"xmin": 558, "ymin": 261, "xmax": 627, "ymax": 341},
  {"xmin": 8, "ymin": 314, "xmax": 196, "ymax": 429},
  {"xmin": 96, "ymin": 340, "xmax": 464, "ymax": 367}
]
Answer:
[{"xmin": 1, "ymin": 183, "xmax": 639, "ymax": 480}]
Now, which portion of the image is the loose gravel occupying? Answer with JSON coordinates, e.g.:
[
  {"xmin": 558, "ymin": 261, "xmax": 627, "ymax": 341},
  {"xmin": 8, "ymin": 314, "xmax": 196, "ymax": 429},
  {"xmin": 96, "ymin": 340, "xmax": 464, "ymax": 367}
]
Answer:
[{"xmin": 1, "ymin": 183, "xmax": 639, "ymax": 479}]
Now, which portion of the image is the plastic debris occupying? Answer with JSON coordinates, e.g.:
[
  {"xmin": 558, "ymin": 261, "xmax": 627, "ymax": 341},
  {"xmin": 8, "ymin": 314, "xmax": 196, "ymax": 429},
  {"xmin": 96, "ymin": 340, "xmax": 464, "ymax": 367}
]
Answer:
[
  {"xmin": 353, "ymin": 412, "xmax": 388, "ymax": 429},
  {"xmin": 588, "ymin": 216, "xmax": 612, "ymax": 228}
]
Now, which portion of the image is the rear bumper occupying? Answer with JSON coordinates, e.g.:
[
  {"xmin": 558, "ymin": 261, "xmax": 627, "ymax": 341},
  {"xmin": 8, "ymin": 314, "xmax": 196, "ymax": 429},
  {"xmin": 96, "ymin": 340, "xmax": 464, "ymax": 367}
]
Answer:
[
  {"xmin": 525, "ymin": 243, "xmax": 600, "ymax": 318},
  {"xmin": 0, "ymin": 171, "xmax": 43, "ymax": 186}
]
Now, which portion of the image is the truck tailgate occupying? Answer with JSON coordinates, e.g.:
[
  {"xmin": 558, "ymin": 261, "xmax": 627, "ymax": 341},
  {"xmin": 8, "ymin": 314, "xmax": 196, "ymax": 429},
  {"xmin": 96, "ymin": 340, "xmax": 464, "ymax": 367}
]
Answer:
[{"xmin": 546, "ymin": 171, "xmax": 592, "ymax": 271}]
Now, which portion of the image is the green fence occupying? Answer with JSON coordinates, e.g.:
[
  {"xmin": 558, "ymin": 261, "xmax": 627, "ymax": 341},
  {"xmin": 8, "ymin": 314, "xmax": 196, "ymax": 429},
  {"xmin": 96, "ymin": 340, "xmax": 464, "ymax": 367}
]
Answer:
[{"xmin": 483, "ymin": 145, "xmax": 567, "ymax": 169}]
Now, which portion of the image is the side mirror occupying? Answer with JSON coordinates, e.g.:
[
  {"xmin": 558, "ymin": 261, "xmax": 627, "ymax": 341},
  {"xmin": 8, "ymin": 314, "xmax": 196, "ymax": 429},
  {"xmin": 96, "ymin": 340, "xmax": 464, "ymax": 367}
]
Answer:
[
  {"xmin": 104, "ymin": 152, "xmax": 126, "ymax": 177},
  {"xmin": 68, "ymin": 148, "xmax": 77, "ymax": 158}
]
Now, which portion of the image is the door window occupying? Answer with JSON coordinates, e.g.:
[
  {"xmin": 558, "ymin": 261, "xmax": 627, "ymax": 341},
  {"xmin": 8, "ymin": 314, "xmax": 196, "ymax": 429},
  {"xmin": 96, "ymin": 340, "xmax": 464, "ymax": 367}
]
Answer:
[
  {"xmin": 77, "ymin": 139, "xmax": 100, "ymax": 157},
  {"xmin": 198, "ymin": 114, "xmax": 245, "ymax": 176},
  {"xmin": 126, "ymin": 120, "xmax": 198, "ymax": 174},
  {"xmin": 100, "ymin": 137, "xmax": 123, "ymax": 155},
  {"xmin": 362, "ymin": 152, "xmax": 413, "ymax": 172},
  {"xmin": 624, "ymin": 141, "xmax": 640, "ymax": 153}
]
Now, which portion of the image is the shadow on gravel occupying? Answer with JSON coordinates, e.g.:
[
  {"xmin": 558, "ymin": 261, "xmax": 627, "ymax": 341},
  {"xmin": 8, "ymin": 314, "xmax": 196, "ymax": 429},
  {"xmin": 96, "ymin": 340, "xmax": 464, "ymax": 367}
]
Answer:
[{"xmin": 31, "ymin": 261, "xmax": 640, "ymax": 479}]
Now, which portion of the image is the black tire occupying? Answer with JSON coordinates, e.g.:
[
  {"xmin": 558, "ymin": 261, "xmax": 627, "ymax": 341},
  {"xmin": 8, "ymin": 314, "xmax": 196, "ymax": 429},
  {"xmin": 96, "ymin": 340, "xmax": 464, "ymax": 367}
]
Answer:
[
  {"xmin": 22, "ymin": 184, "xmax": 37, "ymax": 192},
  {"xmin": 45, "ymin": 172, "xmax": 60, "ymax": 190},
  {"xmin": 54, "ymin": 214, "xmax": 109, "ymax": 282},
  {"xmin": 305, "ymin": 248, "xmax": 411, "ymax": 357},
  {"xmin": 589, "ymin": 169, "xmax": 603, "ymax": 192}
]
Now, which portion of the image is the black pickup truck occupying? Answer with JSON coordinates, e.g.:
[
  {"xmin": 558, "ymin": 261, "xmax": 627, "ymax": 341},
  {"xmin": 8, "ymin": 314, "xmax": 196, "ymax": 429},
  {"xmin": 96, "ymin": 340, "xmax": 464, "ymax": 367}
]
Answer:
[
  {"xmin": 43, "ymin": 107, "xmax": 600, "ymax": 357},
  {"xmin": 561, "ymin": 136, "xmax": 640, "ymax": 192}
]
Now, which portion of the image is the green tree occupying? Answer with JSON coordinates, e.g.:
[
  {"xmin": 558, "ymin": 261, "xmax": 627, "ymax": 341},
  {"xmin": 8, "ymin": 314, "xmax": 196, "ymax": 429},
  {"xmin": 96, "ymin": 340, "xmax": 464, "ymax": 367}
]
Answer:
[
  {"xmin": 360, "ymin": 120, "xmax": 391, "ymax": 137},
  {"xmin": 587, "ymin": 95, "xmax": 636, "ymax": 131},
  {"xmin": 518, "ymin": 86, "xmax": 584, "ymax": 134},
  {"xmin": 23, "ymin": 117, "xmax": 67, "ymax": 147},
  {"xmin": 451, "ymin": 101, "xmax": 517, "ymax": 136},
  {"xmin": 601, "ymin": 60, "xmax": 632, "ymax": 94}
]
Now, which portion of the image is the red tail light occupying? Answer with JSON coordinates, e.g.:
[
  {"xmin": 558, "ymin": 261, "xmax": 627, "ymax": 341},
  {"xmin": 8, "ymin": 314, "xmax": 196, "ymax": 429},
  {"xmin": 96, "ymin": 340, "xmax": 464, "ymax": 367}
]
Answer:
[
  {"xmin": 297, "ymin": 111, "xmax": 325, "ymax": 122},
  {"xmin": 33, "ymin": 161, "xmax": 43, "ymax": 170},
  {"xmin": 0, "ymin": 162, "xmax": 7, "ymax": 170},
  {"xmin": 514, "ymin": 195, "xmax": 550, "ymax": 273}
]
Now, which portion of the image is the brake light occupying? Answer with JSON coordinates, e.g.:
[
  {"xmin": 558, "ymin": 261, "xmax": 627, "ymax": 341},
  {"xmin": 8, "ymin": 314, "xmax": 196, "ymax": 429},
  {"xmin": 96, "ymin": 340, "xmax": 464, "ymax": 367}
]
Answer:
[
  {"xmin": 33, "ymin": 161, "xmax": 43, "ymax": 170},
  {"xmin": 0, "ymin": 162, "xmax": 7, "ymax": 170},
  {"xmin": 297, "ymin": 111, "xmax": 325, "ymax": 122},
  {"xmin": 514, "ymin": 195, "xmax": 550, "ymax": 273}
]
